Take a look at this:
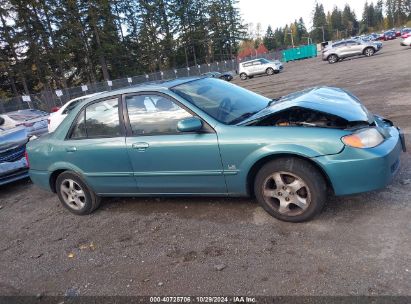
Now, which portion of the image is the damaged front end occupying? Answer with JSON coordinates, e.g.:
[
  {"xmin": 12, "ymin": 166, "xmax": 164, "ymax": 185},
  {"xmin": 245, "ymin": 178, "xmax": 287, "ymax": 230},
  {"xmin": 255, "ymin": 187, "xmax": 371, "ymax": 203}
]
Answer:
[
  {"xmin": 241, "ymin": 86, "xmax": 376, "ymax": 130},
  {"xmin": 240, "ymin": 86, "xmax": 406, "ymax": 152},
  {"xmin": 248, "ymin": 106, "xmax": 370, "ymax": 130},
  {"xmin": 0, "ymin": 127, "xmax": 30, "ymax": 186}
]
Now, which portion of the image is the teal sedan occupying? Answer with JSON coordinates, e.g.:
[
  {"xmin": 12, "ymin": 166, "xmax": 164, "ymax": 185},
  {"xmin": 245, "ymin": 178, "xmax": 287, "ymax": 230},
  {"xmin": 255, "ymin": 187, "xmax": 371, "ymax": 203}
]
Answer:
[{"xmin": 27, "ymin": 78, "xmax": 405, "ymax": 222}]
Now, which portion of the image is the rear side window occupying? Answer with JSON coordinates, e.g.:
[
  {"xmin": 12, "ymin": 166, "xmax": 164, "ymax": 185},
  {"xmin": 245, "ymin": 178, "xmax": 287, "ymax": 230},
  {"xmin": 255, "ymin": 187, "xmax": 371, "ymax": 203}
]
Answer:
[
  {"xmin": 70, "ymin": 98, "xmax": 121, "ymax": 139},
  {"xmin": 242, "ymin": 62, "xmax": 252, "ymax": 67}
]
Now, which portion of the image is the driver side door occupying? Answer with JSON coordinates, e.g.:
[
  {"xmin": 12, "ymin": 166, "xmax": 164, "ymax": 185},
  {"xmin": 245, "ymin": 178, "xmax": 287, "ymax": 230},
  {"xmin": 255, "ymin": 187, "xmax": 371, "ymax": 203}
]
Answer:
[{"xmin": 123, "ymin": 93, "xmax": 227, "ymax": 195}]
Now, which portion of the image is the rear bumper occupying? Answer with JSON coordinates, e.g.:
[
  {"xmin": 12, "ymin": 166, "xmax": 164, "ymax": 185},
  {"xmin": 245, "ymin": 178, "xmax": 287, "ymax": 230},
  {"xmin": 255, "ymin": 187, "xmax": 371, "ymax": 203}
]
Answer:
[
  {"xmin": 314, "ymin": 127, "xmax": 403, "ymax": 196},
  {"xmin": 0, "ymin": 157, "xmax": 29, "ymax": 186},
  {"xmin": 28, "ymin": 169, "xmax": 52, "ymax": 191}
]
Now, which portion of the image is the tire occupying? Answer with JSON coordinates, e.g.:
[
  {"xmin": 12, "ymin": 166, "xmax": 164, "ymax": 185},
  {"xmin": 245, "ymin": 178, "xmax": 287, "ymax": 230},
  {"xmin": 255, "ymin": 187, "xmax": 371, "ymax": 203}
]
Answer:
[
  {"xmin": 240, "ymin": 73, "xmax": 247, "ymax": 80},
  {"xmin": 55, "ymin": 171, "xmax": 101, "ymax": 215},
  {"xmin": 327, "ymin": 54, "xmax": 338, "ymax": 64},
  {"xmin": 266, "ymin": 67, "xmax": 275, "ymax": 75},
  {"xmin": 364, "ymin": 47, "xmax": 375, "ymax": 57},
  {"xmin": 254, "ymin": 158, "xmax": 327, "ymax": 222}
]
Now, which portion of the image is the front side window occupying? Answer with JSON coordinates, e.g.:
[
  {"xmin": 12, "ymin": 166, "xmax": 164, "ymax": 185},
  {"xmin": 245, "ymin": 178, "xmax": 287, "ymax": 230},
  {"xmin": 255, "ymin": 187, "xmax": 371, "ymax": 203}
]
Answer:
[
  {"xmin": 125, "ymin": 94, "xmax": 193, "ymax": 136},
  {"xmin": 70, "ymin": 98, "xmax": 121, "ymax": 139}
]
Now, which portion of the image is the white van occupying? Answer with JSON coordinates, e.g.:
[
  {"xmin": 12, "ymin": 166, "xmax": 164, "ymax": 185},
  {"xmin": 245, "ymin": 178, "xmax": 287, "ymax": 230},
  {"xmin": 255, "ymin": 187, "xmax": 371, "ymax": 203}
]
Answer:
[{"xmin": 238, "ymin": 58, "xmax": 283, "ymax": 80}]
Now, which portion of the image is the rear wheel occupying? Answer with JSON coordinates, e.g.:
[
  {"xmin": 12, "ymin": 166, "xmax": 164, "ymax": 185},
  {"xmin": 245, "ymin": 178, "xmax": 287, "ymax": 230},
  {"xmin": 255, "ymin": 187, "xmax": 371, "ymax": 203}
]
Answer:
[
  {"xmin": 254, "ymin": 158, "xmax": 327, "ymax": 222},
  {"xmin": 364, "ymin": 47, "xmax": 375, "ymax": 57},
  {"xmin": 56, "ymin": 171, "xmax": 101, "ymax": 215},
  {"xmin": 266, "ymin": 67, "xmax": 275, "ymax": 75},
  {"xmin": 327, "ymin": 54, "xmax": 338, "ymax": 64},
  {"xmin": 240, "ymin": 73, "xmax": 248, "ymax": 80}
]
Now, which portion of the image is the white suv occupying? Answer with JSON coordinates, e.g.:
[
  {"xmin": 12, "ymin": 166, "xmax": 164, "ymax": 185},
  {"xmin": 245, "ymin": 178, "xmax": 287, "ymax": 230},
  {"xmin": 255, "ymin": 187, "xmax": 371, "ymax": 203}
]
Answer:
[{"xmin": 238, "ymin": 58, "xmax": 283, "ymax": 80}]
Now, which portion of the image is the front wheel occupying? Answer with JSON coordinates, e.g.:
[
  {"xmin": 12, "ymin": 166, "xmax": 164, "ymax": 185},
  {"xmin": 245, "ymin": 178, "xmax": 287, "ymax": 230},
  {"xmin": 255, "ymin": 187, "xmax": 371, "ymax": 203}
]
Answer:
[
  {"xmin": 266, "ymin": 67, "xmax": 275, "ymax": 75},
  {"xmin": 327, "ymin": 54, "xmax": 338, "ymax": 64},
  {"xmin": 56, "ymin": 171, "xmax": 101, "ymax": 215},
  {"xmin": 364, "ymin": 47, "xmax": 375, "ymax": 57},
  {"xmin": 240, "ymin": 73, "xmax": 248, "ymax": 80},
  {"xmin": 254, "ymin": 158, "xmax": 327, "ymax": 222}
]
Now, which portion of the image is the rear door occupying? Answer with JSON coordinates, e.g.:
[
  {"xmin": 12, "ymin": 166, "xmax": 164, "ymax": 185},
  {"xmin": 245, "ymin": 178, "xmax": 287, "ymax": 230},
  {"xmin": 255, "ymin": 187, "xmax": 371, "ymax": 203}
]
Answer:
[
  {"xmin": 63, "ymin": 96, "xmax": 137, "ymax": 194},
  {"xmin": 344, "ymin": 40, "xmax": 363, "ymax": 56},
  {"xmin": 123, "ymin": 92, "xmax": 227, "ymax": 195}
]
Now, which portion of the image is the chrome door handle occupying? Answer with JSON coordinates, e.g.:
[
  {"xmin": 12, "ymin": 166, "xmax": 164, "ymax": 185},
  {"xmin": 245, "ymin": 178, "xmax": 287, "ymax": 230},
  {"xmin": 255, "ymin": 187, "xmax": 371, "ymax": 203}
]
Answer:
[
  {"xmin": 66, "ymin": 147, "xmax": 77, "ymax": 152},
  {"xmin": 132, "ymin": 142, "xmax": 149, "ymax": 151}
]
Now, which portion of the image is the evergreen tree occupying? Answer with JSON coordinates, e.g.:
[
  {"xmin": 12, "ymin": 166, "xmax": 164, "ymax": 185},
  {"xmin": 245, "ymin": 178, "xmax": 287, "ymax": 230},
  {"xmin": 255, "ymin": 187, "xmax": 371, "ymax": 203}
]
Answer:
[
  {"xmin": 311, "ymin": 3, "xmax": 329, "ymax": 42},
  {"xmin": 263, "ymin": 25, "xmax": 276, "ymax": 50}
]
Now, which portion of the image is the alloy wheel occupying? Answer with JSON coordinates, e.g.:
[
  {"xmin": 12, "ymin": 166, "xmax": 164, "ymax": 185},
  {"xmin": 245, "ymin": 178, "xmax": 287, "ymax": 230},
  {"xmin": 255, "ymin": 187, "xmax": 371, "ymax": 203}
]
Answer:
[
  {"xmin": 60, "ymin": 178, "xmax": 87, "ymax": 210},
  {"xmin": 365, "ymin": 48, "xmax": 374, "ymax": 57},
  {"xmin": 262, "ymin": 171, "xmax": 311, "ymax": 216}
]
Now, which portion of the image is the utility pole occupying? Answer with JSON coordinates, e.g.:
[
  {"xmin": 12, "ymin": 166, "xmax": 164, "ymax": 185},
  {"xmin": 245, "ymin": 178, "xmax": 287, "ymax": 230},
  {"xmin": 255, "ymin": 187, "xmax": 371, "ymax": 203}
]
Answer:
[
  {"xmin": 321, "ymin": 26, "xmax": 325, "ymax": 43},
  {"xmin": 288, "ymin": 29, "xmax": 295, "ymax": 48}
]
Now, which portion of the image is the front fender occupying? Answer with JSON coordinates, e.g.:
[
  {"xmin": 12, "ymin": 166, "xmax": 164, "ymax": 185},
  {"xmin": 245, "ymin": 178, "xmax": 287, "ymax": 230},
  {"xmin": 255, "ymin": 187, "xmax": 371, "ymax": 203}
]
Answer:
[{"xmin": 239, "ymin": 143, "xmax": 324, "ymax": 174}]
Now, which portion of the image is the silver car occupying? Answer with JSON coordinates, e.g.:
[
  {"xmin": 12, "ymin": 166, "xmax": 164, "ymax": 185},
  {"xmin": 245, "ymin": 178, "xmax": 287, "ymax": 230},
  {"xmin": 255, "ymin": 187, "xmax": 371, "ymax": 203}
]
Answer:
[
  {"xmin": 238, "ymin": 58, "xmax": 283, "ymax": 80},
  {"xmin": 0, "ymin": 109, "xmax": 49, "ymax": 137},
  {"xmin": 322, "ymin": 39, "xmax": 379, "ymax": 64}
]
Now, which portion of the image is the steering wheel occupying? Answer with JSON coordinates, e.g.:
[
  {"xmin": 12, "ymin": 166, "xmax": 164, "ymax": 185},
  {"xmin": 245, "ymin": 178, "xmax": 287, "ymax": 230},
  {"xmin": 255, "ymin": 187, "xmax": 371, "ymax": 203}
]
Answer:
[{"xmin": 217, "ymin": 98, "xmax": 232, "ymax": 122}]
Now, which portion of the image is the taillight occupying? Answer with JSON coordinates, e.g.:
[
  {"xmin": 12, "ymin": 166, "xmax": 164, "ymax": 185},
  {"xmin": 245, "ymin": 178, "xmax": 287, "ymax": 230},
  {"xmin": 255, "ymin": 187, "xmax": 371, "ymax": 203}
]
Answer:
[
  {"xmin": 47, "ymin": 119, "xmax": 50, "ymax": 125},
  {"xmin": 25, "ymin": 151, "xmax": 30, "ymax": 168}
]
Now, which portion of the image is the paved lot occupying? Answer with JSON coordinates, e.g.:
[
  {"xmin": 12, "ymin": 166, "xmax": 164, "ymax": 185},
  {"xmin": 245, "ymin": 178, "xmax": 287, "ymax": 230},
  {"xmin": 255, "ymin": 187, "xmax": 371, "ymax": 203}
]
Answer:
[{"xmin": 0, "ymin": 40, "xmax": 410, "ymax": 296}]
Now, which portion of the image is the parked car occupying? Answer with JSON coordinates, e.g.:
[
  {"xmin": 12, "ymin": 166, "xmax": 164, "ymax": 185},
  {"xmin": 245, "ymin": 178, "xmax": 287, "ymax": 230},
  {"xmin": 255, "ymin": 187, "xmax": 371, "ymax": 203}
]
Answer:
[
  {"xmin": 48, "ymin": 93, "xmax": 103, "ymax": 132},
  {"xmin": 239, "ymin": 58, "xmax": 283, "ymax": 80},
  {"xmin": 400, "ymin": 36, "xmax": 411, "ymax": 46},
  {"xmin": 357, "ymin": 38, "xmax": 383, "ymax": 50},
  {"xmin": 202, "ymin": 71, "xmax": 233, "ymax": 81},
  {"xmin": 0, "ymin": 122, "xmax": 30, "ymax": 186},
  {"xmin": 381, "ymin": 30, "xmax": 397, "ymax": 40},
  {"xmin": 368, "ymin": 33, "xmax": 380, "ymax": 41},
  {"xmin": 0, "ymin": 109, "xmax": 49, "ymax": 136},
  {"xmin": 27, "ymin": 77, "xmax": 405, "ymax": 222},
  {"xmin": 322, "ymin": 39, "xmax": 379, "ymax": 64}
]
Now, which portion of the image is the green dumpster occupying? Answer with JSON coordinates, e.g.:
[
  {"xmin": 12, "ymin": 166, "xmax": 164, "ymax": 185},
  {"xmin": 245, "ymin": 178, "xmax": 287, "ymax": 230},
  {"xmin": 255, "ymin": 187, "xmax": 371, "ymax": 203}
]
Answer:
[{"xmin": 281, "ymin": 44, "xmax": 317, "ymax": 62}]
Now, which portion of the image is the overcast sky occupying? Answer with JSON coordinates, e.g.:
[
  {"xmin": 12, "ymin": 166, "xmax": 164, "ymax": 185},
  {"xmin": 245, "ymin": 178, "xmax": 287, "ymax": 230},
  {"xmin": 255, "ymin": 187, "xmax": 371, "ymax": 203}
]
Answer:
[{"xmin": 238, "ymin": 0, "xmax": 366, "ymax": 33}]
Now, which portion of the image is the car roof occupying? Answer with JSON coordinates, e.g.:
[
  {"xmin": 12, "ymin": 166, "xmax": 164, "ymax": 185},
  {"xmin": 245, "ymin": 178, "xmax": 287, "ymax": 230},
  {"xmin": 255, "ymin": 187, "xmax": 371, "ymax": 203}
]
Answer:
[
  {"xmin": 241, "ymin": 58, "xmax": 264, "ymax": 64},
  {"xmin": 73, "ymin": 77, "xmax": 203, "ymax": 108}
]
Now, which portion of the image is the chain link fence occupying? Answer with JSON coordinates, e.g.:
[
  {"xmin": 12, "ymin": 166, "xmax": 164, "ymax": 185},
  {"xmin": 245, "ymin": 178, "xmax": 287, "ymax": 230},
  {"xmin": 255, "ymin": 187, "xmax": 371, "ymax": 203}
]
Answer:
[{"xmin": 0, "ymin": 50, "xmax": 284, "ymax": 114}]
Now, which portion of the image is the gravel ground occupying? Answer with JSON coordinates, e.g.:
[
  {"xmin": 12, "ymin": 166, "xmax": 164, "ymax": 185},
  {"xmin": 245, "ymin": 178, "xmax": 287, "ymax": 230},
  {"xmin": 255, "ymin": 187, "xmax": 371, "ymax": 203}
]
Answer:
[{"xmin": 0, "ymin": 40, "xmax": 410, "ymax": 297}]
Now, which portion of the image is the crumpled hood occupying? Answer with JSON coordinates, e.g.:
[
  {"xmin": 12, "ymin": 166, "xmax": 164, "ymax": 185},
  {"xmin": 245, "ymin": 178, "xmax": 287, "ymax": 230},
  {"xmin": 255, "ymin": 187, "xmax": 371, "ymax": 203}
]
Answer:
[
  {"xmin": 243, "ymin": 87, "xmax": 375, "ymax": 124},
  {"xmin": 0, "ymin": 127, "xmax": 28, "ymax": 153}
]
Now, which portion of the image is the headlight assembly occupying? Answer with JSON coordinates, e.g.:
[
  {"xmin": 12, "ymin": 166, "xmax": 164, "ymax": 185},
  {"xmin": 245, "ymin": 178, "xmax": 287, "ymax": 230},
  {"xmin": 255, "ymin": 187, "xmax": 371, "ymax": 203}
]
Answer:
[{"xmin": 342, "ymin": 128, "xmax": 384, "ymax": 148}]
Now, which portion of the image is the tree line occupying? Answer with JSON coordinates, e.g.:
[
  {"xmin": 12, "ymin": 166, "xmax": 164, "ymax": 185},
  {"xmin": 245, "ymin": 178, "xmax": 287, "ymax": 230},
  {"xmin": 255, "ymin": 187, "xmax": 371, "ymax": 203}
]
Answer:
[
  {"xmin": 256, "ymin": 0, "xmax": 410, "ymax": 52},
  {"xmin": 0, "ymin": 0, "xmax": 245, "ymax": 97}
]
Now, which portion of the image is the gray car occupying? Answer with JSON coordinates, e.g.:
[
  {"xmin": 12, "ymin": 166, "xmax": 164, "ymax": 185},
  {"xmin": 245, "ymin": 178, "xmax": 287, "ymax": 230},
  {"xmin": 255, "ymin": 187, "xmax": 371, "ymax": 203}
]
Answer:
[
  {"xmin": 0, "ymin": 109, "xmax": 49, "ymax": 136},
  {"xmin": 322, "ymin": 39, "xmax": 379, "ymax": 64}
]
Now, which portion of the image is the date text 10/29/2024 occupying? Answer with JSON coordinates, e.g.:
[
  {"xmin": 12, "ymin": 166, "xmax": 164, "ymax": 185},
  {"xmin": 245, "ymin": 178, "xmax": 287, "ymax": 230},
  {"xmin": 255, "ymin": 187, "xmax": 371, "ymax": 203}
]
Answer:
[{"xmin": 150, "ymin": 296, "xmax": 257, "ymax": 303}]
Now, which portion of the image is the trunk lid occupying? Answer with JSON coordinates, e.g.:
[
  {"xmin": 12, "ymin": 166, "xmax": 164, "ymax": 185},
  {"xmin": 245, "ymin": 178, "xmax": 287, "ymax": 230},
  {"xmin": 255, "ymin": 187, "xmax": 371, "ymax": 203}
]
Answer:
[{"xmin": 0, "ymin": 127, "xmax": 28, "ymax": 153}]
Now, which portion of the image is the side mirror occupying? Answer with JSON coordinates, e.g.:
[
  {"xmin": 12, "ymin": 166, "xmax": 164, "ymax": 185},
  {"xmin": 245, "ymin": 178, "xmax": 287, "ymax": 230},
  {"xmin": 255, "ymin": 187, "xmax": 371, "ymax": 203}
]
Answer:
[
  {"xmin": 0, "ymin": 116, "xmax": 4, "ymax": 126},
  {"xmin": 177, "ymin": 117, "xmax": 203, "ymax": 133}
]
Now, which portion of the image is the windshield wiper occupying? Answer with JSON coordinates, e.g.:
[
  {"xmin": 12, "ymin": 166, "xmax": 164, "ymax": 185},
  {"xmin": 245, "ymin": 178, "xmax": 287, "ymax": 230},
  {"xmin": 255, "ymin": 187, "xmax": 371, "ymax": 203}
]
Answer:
[
  {"xmin": 229, "ymin": 111, "xmax": 258, "ymax": 125},
  {"xmin": 267, "ymin": 98, "xmax": 280, "ymax": 107}
]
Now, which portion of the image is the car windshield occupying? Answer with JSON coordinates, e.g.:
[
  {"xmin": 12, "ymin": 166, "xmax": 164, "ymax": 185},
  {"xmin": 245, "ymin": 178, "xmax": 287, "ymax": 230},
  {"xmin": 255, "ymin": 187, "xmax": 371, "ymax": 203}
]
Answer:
[{"xmin": 171, "ymin": 78, "xmax": 269, "ymax": 125}]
